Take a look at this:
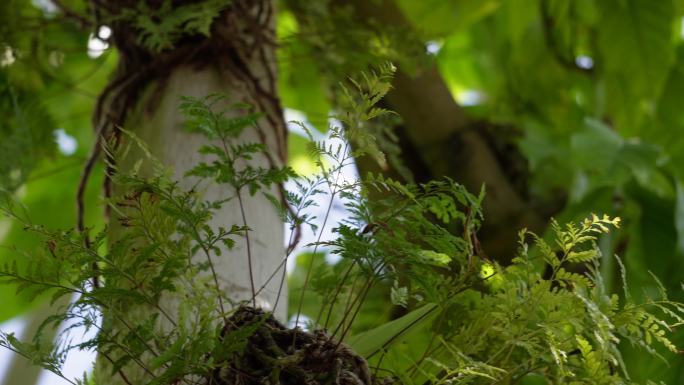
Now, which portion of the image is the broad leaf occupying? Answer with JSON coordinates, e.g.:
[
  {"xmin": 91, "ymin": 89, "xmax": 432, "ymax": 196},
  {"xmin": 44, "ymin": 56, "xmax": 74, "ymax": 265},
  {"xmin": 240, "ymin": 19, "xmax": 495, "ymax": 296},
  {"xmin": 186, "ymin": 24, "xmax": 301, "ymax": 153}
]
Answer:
[{"xmin": 346, "ymin": 303, "xmax": 437, "ymax": 358}]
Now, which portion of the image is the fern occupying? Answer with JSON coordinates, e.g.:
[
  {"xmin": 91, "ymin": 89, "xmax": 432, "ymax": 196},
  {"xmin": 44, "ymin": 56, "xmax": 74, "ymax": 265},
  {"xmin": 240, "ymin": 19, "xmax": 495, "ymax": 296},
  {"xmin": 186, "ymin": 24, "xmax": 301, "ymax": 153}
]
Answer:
[
  {"xmin": 113, "ymin": 0, "xmax": 228, "ymax": 53},
  {"xmin": 1, "ymin": 68, "xmax": 683, "ymax": 385}
]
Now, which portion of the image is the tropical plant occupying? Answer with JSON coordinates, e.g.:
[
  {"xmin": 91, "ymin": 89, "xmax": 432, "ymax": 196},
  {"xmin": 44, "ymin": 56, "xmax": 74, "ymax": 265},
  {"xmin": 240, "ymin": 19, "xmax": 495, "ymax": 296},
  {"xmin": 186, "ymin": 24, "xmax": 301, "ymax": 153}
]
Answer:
[{"xmin": 3, "ymin": 0, "xmax": 684, "ymax": 384}]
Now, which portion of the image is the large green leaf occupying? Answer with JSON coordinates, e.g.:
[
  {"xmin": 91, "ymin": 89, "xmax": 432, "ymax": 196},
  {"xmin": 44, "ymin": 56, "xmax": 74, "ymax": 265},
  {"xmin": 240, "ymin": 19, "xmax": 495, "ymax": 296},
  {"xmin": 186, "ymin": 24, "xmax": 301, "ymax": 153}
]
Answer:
[
  {"xmin": 598, "ymin": 0, "xmax": 674, "ymax": 93},
  {"xmin": 346, "ymin": 303, "xmax": 437, "ymax": 358},
  {"xmin": 500, "ymin": 0, "xmax": 539, "ymax": 46},
  {"xmin": 648, "ymin": 46, "xmax": 684, "ymax": 174},
  {"xmin": 570, "ymin": 119, "xmax": 622, "ymax": 175},
  {"xmin": 396, "ymin": 0, "xmax": 500, "ymax": 38},
  {"xmin": 598, "ymin": 0, "xmax": 675, "ymax": 132}
]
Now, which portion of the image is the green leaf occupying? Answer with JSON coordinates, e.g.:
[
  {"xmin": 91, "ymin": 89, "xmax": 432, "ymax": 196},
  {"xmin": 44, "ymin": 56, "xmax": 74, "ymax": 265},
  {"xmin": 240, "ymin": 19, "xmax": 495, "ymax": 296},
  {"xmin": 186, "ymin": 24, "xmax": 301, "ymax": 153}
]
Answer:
[
  {"xmin": 598, "ymin": 0, "xmax": 675, "ymax": 131},
  {"xmin": 599, "ymin": 0, "xmax": 675, "ymax": 90},
  {"xmin": 396, "ymin": 0, "xmax": 501, "ymax": 38},
  {"xmin": 567, "ymin": 250, "xmax": 597, "ymax": 263},
  {"xmin": 617, "ymin": 142, "xmax": 673, "ymax": 198},
  {"xmin": 346, "ymin": 303, "xmax": 437, "ymax": 357},
  {"xmin": 149, "ymin": 336, "xmax": 184, "ymax": 370},
  {"xmin": 519, "ymin": 373, "xmax": 550, "ymax": 385},
  {"xmin": 570, "ymin": 118, "xmax": 622, "ymax": 173},
  {"xmin": 417, "ymin": 250, "xmax": 451, "ymax": 266},
  {"xmin": 500, "ymin": 0, "xmax": 539, "ymax": 46}
]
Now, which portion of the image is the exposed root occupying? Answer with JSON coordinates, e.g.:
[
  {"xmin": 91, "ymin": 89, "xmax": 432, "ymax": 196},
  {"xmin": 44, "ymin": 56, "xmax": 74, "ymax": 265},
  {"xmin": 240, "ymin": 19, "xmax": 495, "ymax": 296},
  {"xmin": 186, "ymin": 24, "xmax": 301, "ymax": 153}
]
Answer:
[{"xmin": 210, "ymin": 307, "xmax": 391, "ymax": 385}]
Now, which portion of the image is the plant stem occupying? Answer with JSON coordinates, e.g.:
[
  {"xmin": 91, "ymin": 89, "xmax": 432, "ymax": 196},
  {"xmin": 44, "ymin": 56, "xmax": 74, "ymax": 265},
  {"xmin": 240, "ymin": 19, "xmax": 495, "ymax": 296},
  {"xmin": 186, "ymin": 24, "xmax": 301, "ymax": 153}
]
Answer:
[{"xmin": 236, "ymin": 189, "xmax": 257, "ymax": 307}]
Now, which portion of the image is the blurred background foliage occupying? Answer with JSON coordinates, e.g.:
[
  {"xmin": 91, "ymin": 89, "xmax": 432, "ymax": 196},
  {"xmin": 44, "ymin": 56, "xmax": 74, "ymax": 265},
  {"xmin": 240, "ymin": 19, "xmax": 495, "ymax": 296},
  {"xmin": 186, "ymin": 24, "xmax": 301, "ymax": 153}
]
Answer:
[{"xmin": 3, "ymin": 0, "xmax": 684, "ymax": 383}]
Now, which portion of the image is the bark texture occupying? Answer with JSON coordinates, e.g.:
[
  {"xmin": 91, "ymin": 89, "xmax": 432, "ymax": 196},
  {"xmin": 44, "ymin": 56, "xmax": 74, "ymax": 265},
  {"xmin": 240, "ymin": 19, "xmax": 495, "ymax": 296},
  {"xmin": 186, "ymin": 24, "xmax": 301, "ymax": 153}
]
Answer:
[{"xmin": 91, "ymin": 1, "xmax": 288, "ymax": 383}]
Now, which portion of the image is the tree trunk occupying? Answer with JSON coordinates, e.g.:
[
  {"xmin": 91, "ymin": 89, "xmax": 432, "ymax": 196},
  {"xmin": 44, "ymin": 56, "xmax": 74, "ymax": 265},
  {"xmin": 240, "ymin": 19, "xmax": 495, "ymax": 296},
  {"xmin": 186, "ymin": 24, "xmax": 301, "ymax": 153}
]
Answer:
[
  {"xmin": 340, "ymin": 0, "xmax": 552, "ymax": 261},
  {"xmin": 91, "ymin": 1, "xmax": 287, "ymax": 383}
]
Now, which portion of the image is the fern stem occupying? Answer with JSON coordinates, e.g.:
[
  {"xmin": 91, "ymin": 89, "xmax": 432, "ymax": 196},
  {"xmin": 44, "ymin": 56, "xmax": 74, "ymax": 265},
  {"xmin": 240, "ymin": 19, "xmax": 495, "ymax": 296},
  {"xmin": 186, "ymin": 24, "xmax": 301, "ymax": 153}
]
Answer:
[
  {"xmin": 236, "ymin": 189, "xmax": 257, "ymax": 308},
  {"xmin": 293, "ymin": 141, "xmax": 349, "ymax": 335},
  {"xmin": 318, "ymin": 259, "xmax": 357, "ymax": 329}
]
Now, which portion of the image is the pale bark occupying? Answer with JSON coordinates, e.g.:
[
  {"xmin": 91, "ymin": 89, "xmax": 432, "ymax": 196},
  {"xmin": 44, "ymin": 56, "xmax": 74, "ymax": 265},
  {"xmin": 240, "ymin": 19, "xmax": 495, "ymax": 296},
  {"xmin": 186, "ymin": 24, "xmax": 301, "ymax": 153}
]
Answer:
[
  {"xmin": 126, "ymin": 65, "xmax": 287, "ymax": 317},
  {"xmin": 93, "ymin": 1, "xmax": 287, "ymax": 383},
  {"xmin": 94, "ymin": 68, "xmax": 286, "ymax": 385}
]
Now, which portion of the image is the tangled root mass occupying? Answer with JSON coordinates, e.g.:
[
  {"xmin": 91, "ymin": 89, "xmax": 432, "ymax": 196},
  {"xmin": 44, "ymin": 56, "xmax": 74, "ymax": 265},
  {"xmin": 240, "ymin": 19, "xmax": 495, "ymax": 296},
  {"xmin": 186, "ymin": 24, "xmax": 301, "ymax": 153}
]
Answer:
[{"xmin": 209, "ymin": 307, "xmax": 390, "ymax": 385}]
